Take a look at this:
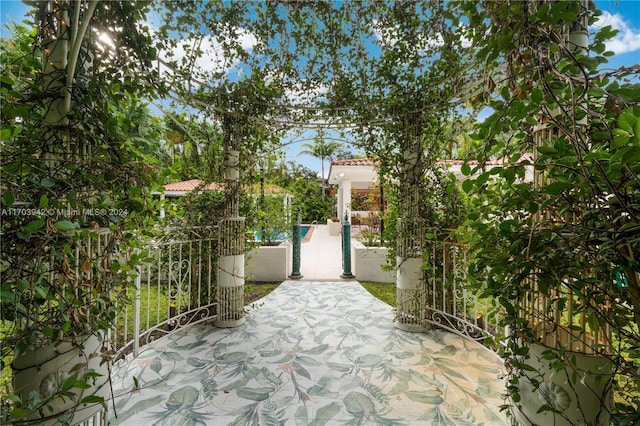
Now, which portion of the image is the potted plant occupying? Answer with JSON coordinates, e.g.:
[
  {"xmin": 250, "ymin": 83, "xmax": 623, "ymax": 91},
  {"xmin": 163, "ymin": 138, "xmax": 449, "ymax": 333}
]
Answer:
[
  {"xmin": 246, "ymin": 194, "xmax": 293, "ymax": 281},
  {"xmin": 352, "ymin": 228, "xmax": 395, "ymax": 283},
  {"xmin": 254, "ymin": 193, "xmax": 292, "ymax": 246}
]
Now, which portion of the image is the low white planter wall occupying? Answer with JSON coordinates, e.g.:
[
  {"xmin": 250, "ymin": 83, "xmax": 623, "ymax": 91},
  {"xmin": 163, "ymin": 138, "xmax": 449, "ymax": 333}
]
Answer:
[
  {"xmin": 352, "ymin": 240, "xmax": 395, "ymax": 282},
  {"xmin": 327, "ymin": 219, "xmax": 341, "ymax": 236},
  {"xmin": 246, "ymin": 242, "xmax": 292, "ymax": 282}
]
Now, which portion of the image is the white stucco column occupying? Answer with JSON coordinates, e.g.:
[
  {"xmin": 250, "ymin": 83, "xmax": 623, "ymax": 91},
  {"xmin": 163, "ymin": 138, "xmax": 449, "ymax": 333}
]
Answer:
[
  {"xmin": 337, "ymin": 183, "xmax": 344, "ymax": 219},
  {"xmin": 159, "ymin": 194, "xmax": 166, "ymax": 219},
  {"xmin": 341, "ymin": 179, "xmax": 352, "ymax": 221}
]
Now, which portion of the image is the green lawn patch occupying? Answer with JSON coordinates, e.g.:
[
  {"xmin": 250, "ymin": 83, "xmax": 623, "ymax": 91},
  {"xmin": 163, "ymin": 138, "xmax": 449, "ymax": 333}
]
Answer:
[
  {"xmin": 360, "ymin": 281, "xmax": 395, "ymax": 306},
  {"xmin": 245, "ymin": 282, "xmax": 282, "ymax": 305}
]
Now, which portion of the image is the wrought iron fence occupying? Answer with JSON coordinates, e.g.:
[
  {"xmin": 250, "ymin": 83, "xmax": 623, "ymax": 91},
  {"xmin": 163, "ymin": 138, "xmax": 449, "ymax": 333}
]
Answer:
[
  {"xmin": 396, "ymin": 234, "xmax": 503, "ymax": 347},
  {"xmin": 112, "ymin": 226, "xmax": 218, "ymax": 360}
]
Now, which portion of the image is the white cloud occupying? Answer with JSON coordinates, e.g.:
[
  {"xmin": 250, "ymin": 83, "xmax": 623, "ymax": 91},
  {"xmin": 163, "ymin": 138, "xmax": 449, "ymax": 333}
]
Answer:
[
  {"xmin": 371, "ymin": 20, "xmax": 399, "ymax": 46},
  {"xmin": 371, "ymin": 19, "xmax": 440, "ymax": 48},
  {"xmin": 371, "ymin": 19, "xmax": 471, "ymax": 50},
  {"xmin": 374, "ymin": 11, "xmax": 639, "ymax": 56},
  {"xmin": 237, "ymin": 30, "xmax": 259, "ymax": 51},
  {"xmin": 592, "ymin": 11, "xmax": 640, "ymax": 55},
  {"xmin": 154, "ymin": 24, "xmax": 258, "ymax": 80},
  {"xmin": 170, "ymin": 34, "xmax": 226, "ymax": 75},
  {"xmin": 456, "ymin": 24, "xmax": 473, "ymax": 49}
]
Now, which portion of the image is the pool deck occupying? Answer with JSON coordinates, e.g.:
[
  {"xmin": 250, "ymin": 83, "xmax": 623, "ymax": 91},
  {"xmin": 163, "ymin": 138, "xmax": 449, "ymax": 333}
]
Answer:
[{"xmin": 299, "ymin": 224, "xmax": 346, "ymax": 280}]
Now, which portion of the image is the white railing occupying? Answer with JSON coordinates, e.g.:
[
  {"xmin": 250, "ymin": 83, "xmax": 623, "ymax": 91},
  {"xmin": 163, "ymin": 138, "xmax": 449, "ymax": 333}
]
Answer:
[
  {"xmin": 427, "ymin": 239, "xmax": 502, "ymax": 344},
  {"xmin": 397, "ymin": 236, "xmax": 503, "ymax": 347},
  {"xmin": 112, "ymin": 227, "xmax": 218, "ymax": 360}
]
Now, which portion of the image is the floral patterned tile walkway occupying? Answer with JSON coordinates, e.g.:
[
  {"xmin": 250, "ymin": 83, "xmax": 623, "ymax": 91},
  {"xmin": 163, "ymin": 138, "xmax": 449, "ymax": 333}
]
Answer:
[{"xmin": 110, "ymin": 281, "xmax": 507, "ymax": 425}]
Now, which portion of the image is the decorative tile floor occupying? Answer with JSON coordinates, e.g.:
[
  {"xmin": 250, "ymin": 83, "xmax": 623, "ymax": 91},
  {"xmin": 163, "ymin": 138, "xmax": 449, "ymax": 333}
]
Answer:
[{"xmin": 110, "ymin": 281, "xmax": 507, "ymax": 425}]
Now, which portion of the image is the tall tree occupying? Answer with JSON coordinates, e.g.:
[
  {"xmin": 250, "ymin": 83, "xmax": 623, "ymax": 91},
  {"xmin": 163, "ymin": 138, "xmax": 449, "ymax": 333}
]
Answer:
[
  {"xmin": 115, "ymin": 98, "xmax": 170, "ymax": 169},
  {"xmin": 163, "ymin": 112, "xmax": 224, "ymax": 180},
  {"xmin": 297, "ymin": 137, "xmax": 342, "ymax": 197}
]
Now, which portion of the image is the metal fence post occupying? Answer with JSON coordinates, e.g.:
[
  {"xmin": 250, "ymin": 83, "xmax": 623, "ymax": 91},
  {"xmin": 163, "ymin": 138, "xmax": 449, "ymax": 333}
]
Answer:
[
  {"xmin": 133, "ymin": 250, "xmax": 141, "ymax": 358},
  {"xmin": 341, "ymin": 211, "xmax": 355, "ymax": 279},
  {"xmin": 289, "ymin": 212, "xmax": 303, "ymax": 279}
]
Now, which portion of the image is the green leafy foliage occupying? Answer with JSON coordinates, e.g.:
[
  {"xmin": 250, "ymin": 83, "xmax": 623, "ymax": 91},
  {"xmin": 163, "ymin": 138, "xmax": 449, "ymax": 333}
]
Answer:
[
  {"xmin": 0, "ymin": 3, "xmax": 164, "ymax": 422},
  {"xmin": 288, "ymin": 177, "xmax": 334, "ymax": 223},
  {"xmin": 257, "ymin": 193, "xmax": 292, "ymax": 245},
  {"xmin": 456, "ymin": 0, "xmax": 640, "ymax": 422},
  {"xmin": 3, "ymin": 0, "xmax": 637, "ymax": 423}
]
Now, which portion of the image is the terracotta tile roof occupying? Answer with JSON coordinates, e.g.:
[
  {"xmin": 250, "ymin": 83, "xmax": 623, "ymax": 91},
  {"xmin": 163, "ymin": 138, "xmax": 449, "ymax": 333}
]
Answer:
[
  {"xmin": 164, "ymin": 180, "xmax": 224, "ymax": 191},
  {"xmin": 163, "ymin": 180, "xmax": 289, "ymax": 194},
  {"xmin": 330, "ymin": 158, "xmax": 376, "ymax": 167},
  {"xmin": 330, "ymin": 154, "xmax": 532, "ymax": 169},
  {"xmin": 263, "ymin": 184, "xmax": 288, "ymax": 194}
]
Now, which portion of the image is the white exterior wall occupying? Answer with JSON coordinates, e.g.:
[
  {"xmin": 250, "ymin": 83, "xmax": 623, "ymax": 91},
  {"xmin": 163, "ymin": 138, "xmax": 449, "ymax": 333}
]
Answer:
[
  {"xmin": 245, "ymin": 243, "xmax": 292, "ymax": 282},
  {"xmin": 339, "ymin": 179, "xmax": 352, "ymax": 221},
  {"xmin": 351, "ymin": 240, "xmax": 395, "ymax": 283}
]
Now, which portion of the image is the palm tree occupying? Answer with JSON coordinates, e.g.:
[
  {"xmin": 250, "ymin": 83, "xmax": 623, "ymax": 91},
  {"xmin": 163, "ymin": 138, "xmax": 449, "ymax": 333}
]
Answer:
[
  {"xmin": 297, "ymin": 137, "xmax": 342, "ymax": 197},
  {"xmin": 117, "ymin": 99, "xmax": 169, "ymax": 167}
]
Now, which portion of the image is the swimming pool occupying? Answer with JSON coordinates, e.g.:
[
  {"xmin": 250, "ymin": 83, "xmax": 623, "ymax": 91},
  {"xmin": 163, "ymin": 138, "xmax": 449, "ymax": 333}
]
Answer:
[{"xmin": 254, "ymin": 224, "xmax": 313, "ymax": 242}]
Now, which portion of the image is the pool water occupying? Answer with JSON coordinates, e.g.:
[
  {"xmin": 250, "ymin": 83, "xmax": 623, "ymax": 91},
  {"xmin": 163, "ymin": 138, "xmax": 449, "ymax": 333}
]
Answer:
[
  {"xmin": 299, "ymin": 225, "xmax": 311, "ymax": 239},
  {"xmin": 255, "ymin": 224, "xmax": 312, "ymax": 242}
]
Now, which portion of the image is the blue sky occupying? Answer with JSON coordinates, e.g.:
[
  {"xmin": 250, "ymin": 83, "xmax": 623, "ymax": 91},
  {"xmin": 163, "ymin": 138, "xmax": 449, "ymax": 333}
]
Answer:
[
  {"xmin": 590, "ymin": 0, "xmax": 640, "ymax": 69},
  {"xmin": 2, "ymin": 1, "xmax": 639, "ymax": 174}
]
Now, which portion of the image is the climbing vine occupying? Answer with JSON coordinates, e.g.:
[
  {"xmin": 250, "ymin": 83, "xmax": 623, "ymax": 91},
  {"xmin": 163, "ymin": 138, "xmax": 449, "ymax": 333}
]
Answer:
[
  {"xmin": 457, "ymin": 1, "xmax": 640, "ymax": 422},
  {"xmin": 4, "ymin": 0, "xmax": 638, "ymax": 423},
  {"xmin": 1, "ymin": 2, "xmax": 164, "ymax": 421}
]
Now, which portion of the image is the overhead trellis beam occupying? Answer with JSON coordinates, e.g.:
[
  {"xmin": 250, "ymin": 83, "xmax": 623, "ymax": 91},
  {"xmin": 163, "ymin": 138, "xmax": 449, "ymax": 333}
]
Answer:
[
  {"xmin": 151, "ymin": 0, "xmax": 479, "ymax": 142},
  {"xmin": 156, "ymin": 55, "xmax": 487, "ymax": 129}
]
